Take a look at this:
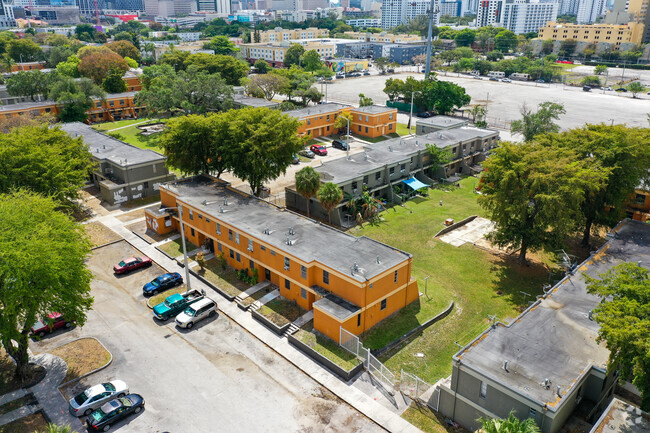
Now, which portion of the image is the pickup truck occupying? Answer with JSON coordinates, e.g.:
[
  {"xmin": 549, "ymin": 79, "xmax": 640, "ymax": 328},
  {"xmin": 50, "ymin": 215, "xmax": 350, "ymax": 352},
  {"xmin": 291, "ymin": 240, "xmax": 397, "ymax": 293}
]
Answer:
[{"xmin": 153, "ymin": 289, "xmax": 206, "ymax": 320}]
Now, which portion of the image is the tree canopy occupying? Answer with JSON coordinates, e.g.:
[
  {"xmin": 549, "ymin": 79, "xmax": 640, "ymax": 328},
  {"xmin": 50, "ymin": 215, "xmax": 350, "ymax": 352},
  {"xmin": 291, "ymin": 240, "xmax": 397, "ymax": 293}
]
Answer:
[
  {"xmin": 295, "ymin": 166, "xmax": 321, "ymax": 218},
  {"xmin": 78, "ymin": 46, "xmax": 129, "ymax": 84},
  {"xmin": 479, "ymin": 411, "xmax": 540, "ymax": 433},
  {"xmin": 284, "ymin": 44, "xmax": 305, "ymax": 68},
  {"xmin": 105, "ymin": 40, "xmax": 141, "ymax": 63},
  {"xmin": 49, "ymin": 76, "xmax": 105, "ymax": 122},
  {"xmin": 0, "ymin": 190, "xmax": 93, "ymax": 378},
  {"xmin": 6, "ymin": 70, "xmax": 49, "ymax": 101},
  {"xmin": 586, "ymin": 263, "xmax": 650, "ymax": 410},
  {"xmin": 318, "ymin": 182, "xmax": 343, "ymax": 225},
  {"xmin": 0, "ymin": 123, "xmax": 94, "ymax": 204},
  {"xmin": 204, "ymin": 36, "xmax": 240, "ymax": 55},
  {"xmin": 510, "ymin": 102, "xmax": 566, "ymax": 142}
]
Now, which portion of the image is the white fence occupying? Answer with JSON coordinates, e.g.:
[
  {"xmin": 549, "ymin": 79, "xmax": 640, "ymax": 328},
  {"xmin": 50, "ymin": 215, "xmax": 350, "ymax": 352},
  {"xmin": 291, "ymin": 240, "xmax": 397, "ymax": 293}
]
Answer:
[
  {"xmin": 400, "ymin": 369, "xmax": 433, "ymax": 403},
  {"xmin": 340, "ymin": 327, "xmax": 394, "ymax": 392}
]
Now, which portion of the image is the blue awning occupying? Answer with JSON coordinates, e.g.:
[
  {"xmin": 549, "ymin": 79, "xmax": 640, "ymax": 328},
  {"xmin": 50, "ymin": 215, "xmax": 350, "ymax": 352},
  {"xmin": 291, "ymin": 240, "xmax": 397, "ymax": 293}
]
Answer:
[{"xmin": 402, "ymin": 177, "xmax": 429, "ymax": 191}]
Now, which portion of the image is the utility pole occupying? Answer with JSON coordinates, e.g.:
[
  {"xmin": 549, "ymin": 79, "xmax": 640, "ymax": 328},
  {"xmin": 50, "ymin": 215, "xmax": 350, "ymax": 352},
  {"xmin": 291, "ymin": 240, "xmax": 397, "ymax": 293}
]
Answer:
[
  {"xmin": 409, "ymin": 91, "xmax": 414, "ymax": 135},
  {"xmin": 424, "ymin": 0, "xmax": 439, "ymax": 79}
]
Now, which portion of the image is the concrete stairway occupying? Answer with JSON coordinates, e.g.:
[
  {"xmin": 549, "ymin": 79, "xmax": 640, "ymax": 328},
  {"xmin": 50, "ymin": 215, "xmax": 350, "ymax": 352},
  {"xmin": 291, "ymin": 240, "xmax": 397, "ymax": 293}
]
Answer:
[{"xmin": 250, "ymin": 289, "xmax": 279, "ymax": 312}]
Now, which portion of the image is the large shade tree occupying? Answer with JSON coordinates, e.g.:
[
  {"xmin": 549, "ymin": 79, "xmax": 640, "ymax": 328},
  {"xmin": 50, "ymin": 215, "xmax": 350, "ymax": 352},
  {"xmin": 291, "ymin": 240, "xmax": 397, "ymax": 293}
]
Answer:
[
  {"xmin": 0, "ymin": 123, "xmax": 94, "ymax": 205},
  {"xmin": 511, "ymin": 102, "xmax": 565, "ymax": 142},
  {"xmin": 295, "ymin": 166, "xmax": 321, "ymax": 218},
  {"xmin": 586, "ymin": 263, "xmax": 650, "ymax": 410},
  {"xmin": 478, "ymin": 142, "xmax": 604, "ymax": 263},
  {"xmin": 0, "ymin": 190, "xmax": 93, "ymax": 379}
]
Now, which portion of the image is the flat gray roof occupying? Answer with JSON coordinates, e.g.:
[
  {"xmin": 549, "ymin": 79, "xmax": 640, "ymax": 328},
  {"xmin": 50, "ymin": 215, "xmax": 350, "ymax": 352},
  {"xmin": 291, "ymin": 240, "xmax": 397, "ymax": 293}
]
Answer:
[
  {"xmin": 312, "ymin": 285, "xmax": 360, "ymax": 320},
  {"xmin": 233, "ymin": 95, "xmax": 279, "ymax": 108},
  {"xmin": 315, "ymin": 136, "xmax": 428, "ymax": 184},
  {"xmin": 416, "ymin": 115, "xmax": 468, "ymax": 128},
  {"xmin": 351, "ymin": 105, "xmax": 396, "ymax": 114},
  {"xmin": 60, "ymin": 122, "xmax": 167, "ymax": 167},
  {"xmin": 421, "ymin": 127, "xmax": 498, "ymax": 149},
  {"xmin": 165, "ymin": 176, "xmax": 411, "ymax": 282},
  {"xmin": 456, "ymin": 220, "xmax": 650, "ymax": 411},
  {"xmin": 590, "ymin": 398, "xmax": 650, "ymax": 433},
  {"xmin": 285, "ymin": 103, "xmax": 351, "ymax": 120}
]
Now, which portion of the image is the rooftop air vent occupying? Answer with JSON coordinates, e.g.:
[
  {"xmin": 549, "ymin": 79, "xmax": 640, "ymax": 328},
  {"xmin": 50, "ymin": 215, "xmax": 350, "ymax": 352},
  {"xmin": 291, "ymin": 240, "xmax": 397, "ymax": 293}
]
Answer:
[
  {"xmin": 388, "ymin": 146, "xmax": 392, "ymax": 152},
  {"xmin": 376, "ymin": 256, "xmax": 380, "ymax": 264},
  {"xmin": 556, "ymin": 386, "xmax": 561, "ymax": 397},
  {"xmin": 363, "ymin": 152, "xmax": 368, "ymax": 160},
  {"xmin": 503, "ymin": 360, "xmax": 509, "ymax": 372},
  {"xmin": 544, "ymin": 378, "xmax": 550, "ymax": 389},
  {"xmin": 289, "ymin": 227, "xmax": 295, "ymax": 235},
  {"xmin": 219, "ymin": 206, "xmax": 224, "ymax": 213},
  {"xmin": 223, "ymin": 198, "xmax": 228, "ymax": 206},
  {"xmin": 263, "ymin": 227, "xmax": 270, "ymax": 235}
]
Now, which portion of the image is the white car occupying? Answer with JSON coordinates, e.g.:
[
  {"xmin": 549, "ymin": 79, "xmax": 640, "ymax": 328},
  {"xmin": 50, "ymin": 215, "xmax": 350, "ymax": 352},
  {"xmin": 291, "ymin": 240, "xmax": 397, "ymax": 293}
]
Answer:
[
  {"xmin": 175, "ymin": 297, "xmax": 218, "ymax": 329},
  {"xmin": 501, "ymin": 78, "xmax": 512, "ymax": 83},
  {"xmin": 603, "ymin": 86, "xmax": 613, "ymax": 91},
  {"xmin": 69, "ymin": 380, "xmax": 129, "ymax": 416}
]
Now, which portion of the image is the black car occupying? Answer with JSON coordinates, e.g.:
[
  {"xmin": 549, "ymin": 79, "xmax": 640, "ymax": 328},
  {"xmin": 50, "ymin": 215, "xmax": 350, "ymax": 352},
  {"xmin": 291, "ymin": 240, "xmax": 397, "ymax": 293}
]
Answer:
[
  {"xmin": 363, "ymin": 71, "xmax": 370, "ymax": 76},
  {"xmin": 332, "ymin": 140, "xmax": 349, "ymax": 151},
  {"xmin": 615, "ymin": 87, "xmax": 628, "ymax": 92},
  {"xmin": 416, "ymin": 112, "xmax": 431, "ymax": 118},
  {"xmin": 87, "ymin": 394, "xmax": 144, "ymax": 431},
  {"xmin": 583, "ymin": 86, "xmax": 592, "ymax": 92}
]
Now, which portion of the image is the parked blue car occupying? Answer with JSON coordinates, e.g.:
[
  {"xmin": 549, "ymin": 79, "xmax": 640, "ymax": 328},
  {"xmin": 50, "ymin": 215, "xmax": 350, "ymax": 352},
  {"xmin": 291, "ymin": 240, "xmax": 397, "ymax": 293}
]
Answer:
[{"xmin": 142, "ymin": 272, "xmax": 183, "ymax": 296}]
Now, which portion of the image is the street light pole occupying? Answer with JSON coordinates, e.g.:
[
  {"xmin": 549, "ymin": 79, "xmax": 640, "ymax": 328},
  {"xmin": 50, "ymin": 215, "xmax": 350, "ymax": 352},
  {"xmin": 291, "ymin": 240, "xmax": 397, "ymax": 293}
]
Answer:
[
  {"xmin": 177, "ymin": 204, "xmax": 191, "ymax": 290},
  {"xmin": 409, "ymin": 91, "xmax": 414, "ymax": 135},
  {"xmin": 345, "ymin": 116, "xmax": 351, "ymax": 158}
]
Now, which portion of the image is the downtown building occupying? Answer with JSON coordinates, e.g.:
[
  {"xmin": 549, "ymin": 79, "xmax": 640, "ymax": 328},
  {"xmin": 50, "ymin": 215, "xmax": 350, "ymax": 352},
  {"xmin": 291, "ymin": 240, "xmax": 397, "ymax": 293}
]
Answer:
[
  {"xmin": 380, "ymin": 0, "xmax": 440, "ymax": 29},
  {"xmin": 477, "ymin": 0, "xmax": 558, "ymax": 34}
]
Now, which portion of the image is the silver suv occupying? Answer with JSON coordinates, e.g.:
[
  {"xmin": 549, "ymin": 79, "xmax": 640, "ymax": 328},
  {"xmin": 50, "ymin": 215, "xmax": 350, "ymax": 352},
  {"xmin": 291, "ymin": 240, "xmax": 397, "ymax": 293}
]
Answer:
[{"xmin": 175, "ymin": 297, "xmax": 218, "ymax": 329}]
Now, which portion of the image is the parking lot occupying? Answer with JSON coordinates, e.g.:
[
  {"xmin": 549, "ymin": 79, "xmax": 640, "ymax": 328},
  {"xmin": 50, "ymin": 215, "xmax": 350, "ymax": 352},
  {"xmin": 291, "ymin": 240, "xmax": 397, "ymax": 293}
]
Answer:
[
  {"xmin": 31, "ymin": 241, "xmax": 383, "ymax": 433},
  {"xmin": 324, "ymin": 72, "xmax": 650, "ymax": 130}
]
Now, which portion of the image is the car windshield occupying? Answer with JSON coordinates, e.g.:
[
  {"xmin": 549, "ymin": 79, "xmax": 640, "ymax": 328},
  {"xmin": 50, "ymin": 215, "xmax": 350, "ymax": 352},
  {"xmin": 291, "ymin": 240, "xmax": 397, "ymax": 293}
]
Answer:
[
  {"xmin": 163, "ymin": 299, "xmax": 172, "ymax": 308},
  {"xmin": 119, "ymin": 397, "xmax": 132, "ymax": 407},
  {"xmin": 184, "ymin": 307, "xmax": 197, "ymax": 317},
  {"xmin": 91, "ymin": 408, "xmax": 106, "ymax": 422},
  {"xmin": 74, "ymin": 391, "xmax": 89, "ymax": 405},
  {"xmin": 118, "ymin": 261, "xmax": 126, "ymax": 267},
  {"xmin": 103, "ymin": 383, "xmax": 115, "ymax": 392},
  {"xmin": 150, "ymin": 280, "xmax": 160, "ymax": 287}
]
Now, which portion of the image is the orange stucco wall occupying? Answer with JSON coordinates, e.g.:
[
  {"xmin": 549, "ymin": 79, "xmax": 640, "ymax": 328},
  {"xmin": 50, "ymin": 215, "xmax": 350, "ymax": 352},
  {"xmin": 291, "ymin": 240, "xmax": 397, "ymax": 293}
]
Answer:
[
  {"xmin": 297, "ymin": 107, "xmax": 352, "ymax": 138},
  {"xmin": 147, "ymin": 181, "xmax": 420, "ymax": 341},
  {"xmin": 350, "ymin": 109, "xmax": 398, "ymax": 138}
]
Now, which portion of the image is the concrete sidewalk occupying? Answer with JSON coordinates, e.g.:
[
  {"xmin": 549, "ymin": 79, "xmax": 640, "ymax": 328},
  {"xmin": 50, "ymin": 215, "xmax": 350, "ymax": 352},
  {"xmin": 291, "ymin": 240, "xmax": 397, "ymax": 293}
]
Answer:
[{"xmin": 99, "ymin": 214, "xmax": 422, "ymax": 433}]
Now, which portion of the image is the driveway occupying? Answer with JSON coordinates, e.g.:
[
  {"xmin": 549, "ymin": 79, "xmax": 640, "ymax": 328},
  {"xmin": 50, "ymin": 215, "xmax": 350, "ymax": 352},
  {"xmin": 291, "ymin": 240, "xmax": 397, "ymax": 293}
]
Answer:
[{"xmin": 31, "ymin": 241, "xmax": 383, "ymax": 433}]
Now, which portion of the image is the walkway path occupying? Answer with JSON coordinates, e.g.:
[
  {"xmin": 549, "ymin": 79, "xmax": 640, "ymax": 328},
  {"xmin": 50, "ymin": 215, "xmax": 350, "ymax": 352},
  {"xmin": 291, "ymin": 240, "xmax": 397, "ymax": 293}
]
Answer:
[{"xmin": 98, "ymin": 213, "xmax": 422, "ymax": 433}]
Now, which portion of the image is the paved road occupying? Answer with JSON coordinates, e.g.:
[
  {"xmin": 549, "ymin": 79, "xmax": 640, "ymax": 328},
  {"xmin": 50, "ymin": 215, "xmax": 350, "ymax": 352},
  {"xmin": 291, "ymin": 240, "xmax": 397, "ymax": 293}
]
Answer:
[
  {"xmin": 31, "ymin": 240, "xmax": 385, "ymax": 433},
  {"xmin": 324, "ymin": 72, "xmax": 650, "ymax": 130}
]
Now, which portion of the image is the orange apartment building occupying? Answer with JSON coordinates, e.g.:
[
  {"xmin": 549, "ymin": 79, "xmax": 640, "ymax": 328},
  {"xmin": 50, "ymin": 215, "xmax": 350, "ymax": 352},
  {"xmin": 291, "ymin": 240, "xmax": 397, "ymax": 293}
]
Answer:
[
  {"xmin": 287, "ymin": 103, "xmax": 352, "ymax": 139},
  {"xmin": 145, "ymin": 175, "xmax": 419, "ymax": 342},
  {"xmin": 11, "ymin": 61, "xmax": 46, "ymax": 72},
  {"xmin": 350, "ymin": 106, "xmax": 398, "ymax": 138},
  {"xmin": 0, "ymin": 92, "xmax": 143, "ymax": 123},
  {"xmin": 626, "ymin": 183, "xmax": 650, "ymax": 222},
  {"xmin": 288, "ymin": 103, "xmax": 398, "ymax": 139}
]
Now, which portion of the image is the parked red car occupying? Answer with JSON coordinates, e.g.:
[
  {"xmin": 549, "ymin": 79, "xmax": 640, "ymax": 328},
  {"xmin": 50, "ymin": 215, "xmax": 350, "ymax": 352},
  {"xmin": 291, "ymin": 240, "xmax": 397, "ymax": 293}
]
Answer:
[
  {"xmin": 113, "ymin": 256, "xmax": 152, "ymax": 274},
  {"xmin": 310, "ymin": 144, "xmax": 327, "ymax": 156},
  {"xmin": 31, "ymin": 313, "xmax": 72, "ymax": 337}
]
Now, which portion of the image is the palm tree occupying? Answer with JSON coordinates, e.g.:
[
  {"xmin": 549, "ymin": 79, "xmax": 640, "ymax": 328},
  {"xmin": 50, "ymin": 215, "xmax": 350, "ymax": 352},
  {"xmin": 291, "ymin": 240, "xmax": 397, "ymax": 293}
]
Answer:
[
  {"xmin": 295, "ymin": 166, "xmax": 320, "ymax": 218},
  {"xmin": 45, "ymin": 424, "xmax": 74, "ymax": 433},
  {"xmin": 479, "ymin": 412, "xmax": 540, "ymax": 433},
  {"xmin": 317, "ymin": 182, "xmax": 343, "ymax": 225}
]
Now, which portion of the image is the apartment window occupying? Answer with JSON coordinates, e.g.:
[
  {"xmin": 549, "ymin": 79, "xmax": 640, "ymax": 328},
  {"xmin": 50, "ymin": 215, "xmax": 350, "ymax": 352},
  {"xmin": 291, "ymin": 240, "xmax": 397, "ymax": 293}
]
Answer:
[
  {"xmin": 229, "ymin": 249, "xmax": 234, "ymax": 259},
  {"xmin": 529, "ymin": 408, "xmax": 536, "ymax": 417},
  {"xmin": 153, "ymin": 164, "xmax": 157, "ymax": 174},
  {"xmin": 365, "ymin": 115, "xmax": 369, "ymax": 122},
  {"xmin": 109, "ymin": 101, "xmax": 114, "ymax": 107},
  {"xmin": 389, "ymin": 124, "xmax": 393, "ymax": 130},
  {"xmin": 351, "ymin": 181, "xmax": 358, "ymax": 190},
  {"xmin": 323, "ymin": 270, "xmax": 329, "ymax": 284},
  {"xmin": 307, "ymin": 119, "xmax": 311, "ymax": 125},
  {"xmin": 284, "ymin": 257, "xmax": 290, "ymax": 270},
  {"xmin": 119, "ymin": 100, "xmax": 125, "ymax": 105},
  {"xmin": 389, "ymin": 113, "xmax": 393, "ymax": 120},
  {"xmin": 400, "ymin": 164, "xmax": 406, "ymax": 172},
  {"xmin": 480, "ymin": 382, "xmax": 487, "ymax": 398},
  {"xmin": 190, "ymin": 228, "xmax": 195, "ymax": 236},
  {"xmin": 365, "ymin": 126, "xmax": 368, "ymax": 133},
  {"xmin": 394, "ymin": 270, "xmax": 398, "ymax": 283},
  {"xmin": 375, "ymin": 172, "xmax": 381, "ymax": 180},
  {"xmin": 217, "ymin": 242, "xmax": 222, "ymax": 252},
  {"xmin": 301, "ymin": 288, "xmax": 307, "ymax": 299},
  {"xmin": 369, "ymin": 283, "xmax": 373, "ymax": 289},
  {"xmin": 358, "ymin": 114, "xmax": 362, "ymax": 121},
  {"xmin": 144, "ymin": 182, "xmax": 149, "ymax": 189},
  {"xmin": 327, "ymin": 126, "xmax": 330, "ymax": 131},
  {"xmin": 327, "ymin": 114, "xmax": 330, "ymax": 121},
  {"xmin": 217, "ymin": 223, "xmax": 221, "ymax": 235},
  {"xmin": 198, "ymin": 214, "xmax": 203, "ymax": 220},
  {"xmin": 236, "ymin": 252, "xmax": 241, "ymax": 262},
  {"xmin": 380, "ymin": 299, "xmax": 387, "ymax": 310},
  {"xmin": 389, "ymin": 167, "xmax": 395, "ymax": 175},
  {"xmin": 248, "ymin": 239, "xmax": 253, "ymax": 251},
  {"xmin": 235, "ymin": 233, "xmax": 240, "ymax": 244},
  {"xmin": 261, "ymin": 245, "xmax": 266, "ymax": 251},
  {"xmin": 363, "ymin": 175, "xmax": 368, "ymax": 185},
  {"xmin": 358, "ymin": 125, "xmax": 362, "ymax": 132},
  {"xmin": 285, "ymin": 279, "xmax": 291, "ymax": 290},
  {"xmin": 301, "ymin": 265, "xmax": 307, "ymax": 279},
  {"xmin": 206, "ymin": 218, "xmax": 210, "ymax": 223},
  {"xmin": 228, "ymin": 229, "xmax": 233, "ymax": 241},
  {"xmin": 188, "ymin": 209, "xmax": 193, "ymax": 220},
  {"xmin": 270, "ymin": 250, "xmax": 275, "ymax": 256}
]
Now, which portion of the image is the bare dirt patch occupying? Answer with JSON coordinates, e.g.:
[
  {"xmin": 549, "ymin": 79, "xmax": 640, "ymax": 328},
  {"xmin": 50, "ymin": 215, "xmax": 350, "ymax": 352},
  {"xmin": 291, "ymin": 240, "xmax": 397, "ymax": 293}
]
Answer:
[
  {"xmin": 126, "ymin": 220, "xmax": 175, "ymax": 244},
  {"xmin": 50, "ymin": 338, "xmax": 111, "ymax": 383},
  {"xmin": 0, "ymin": 349, "xmax": 46, "ymax": 395},
  {"xmin": 295, "ymin": 388, "xmax": 370, "ymax": 433},
  {"xmin": 0, "ymin": 411, "xmax": 48, "ymax": 433},
  {"xmin": 116, "ymin": 208, "xmax": 146, "ymax": 222},
  {"xmin": 85, "ymin": 222, "xmax": 121, "ymax": 247}
]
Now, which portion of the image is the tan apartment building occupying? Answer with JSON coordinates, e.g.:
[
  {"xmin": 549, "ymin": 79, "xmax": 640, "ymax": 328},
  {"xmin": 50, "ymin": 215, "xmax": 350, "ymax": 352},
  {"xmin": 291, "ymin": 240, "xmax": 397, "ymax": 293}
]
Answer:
[
  {"xmin": 257, "ymin": 27, "xmax": 330, "ymax": 43},
  {"xmin": 343, "ymin": 31, "xmax": 423, "ymax": 43},
  {"xmin": 537, "ymin": 21, "xmax": 644, "ymax": 46},
  {"xmin": 240, "ymin": 40, "xmax": 336, "ymax": 67}
]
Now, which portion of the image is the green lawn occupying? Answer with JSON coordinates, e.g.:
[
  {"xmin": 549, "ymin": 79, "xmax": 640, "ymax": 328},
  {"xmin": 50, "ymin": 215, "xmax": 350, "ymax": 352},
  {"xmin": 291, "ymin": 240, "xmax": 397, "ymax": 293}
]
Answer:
[
  {"xmin": 103, "ymin": 123, "xmax": 166, "ymax": 154},
  {"xmin": 257, "ymin": 297, "xmax": 306, "ymax": 327},
  {"xmin": 158, "ymin": 237, "xmax": 200, "ymax": 259},
  {"xmin": 92, "ymin": 118, "xmax": 155, "ymax": 132},
  {"xmin": 402, "ymin": 403, "xmax": 467, "ymax": 433},
  {"xmin": 352, "ymin": 177, "xmax": 548, "ymax": 383},
  {"xmin": 396, "ymin": 123, "xmax": 412, "ymax": 136},
  {"xmin": 201, "ymin": 259, "xmax": 250, "ymax": 297},
  {"xmin": 294, "ymin": 321, "xmax": 360, "ymax": 371}
]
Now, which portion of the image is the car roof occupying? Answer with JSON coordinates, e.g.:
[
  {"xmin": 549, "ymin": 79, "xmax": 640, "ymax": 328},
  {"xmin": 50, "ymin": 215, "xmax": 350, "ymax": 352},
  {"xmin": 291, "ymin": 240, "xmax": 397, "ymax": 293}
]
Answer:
[
  {"xmin": 167, "ymin": 293, "xmax": 184, "ymax": 303},
  {"xmin": 189, "ymin": 298, "xmax": 214, "ymax": 309},
  {"xmin": 47, "ymin": 312, "xmax": 62, "ymax": 319},
  {"xmin": 124, "ymin": 257, "xmax": 138, "ymax": 263},
  {"xmin": 99, "ymin": 399, "xmax": 122, "ymax": 413},
  {"xmin": 86, "ymin": 383, "xmax": 106, "ymax": 397}
]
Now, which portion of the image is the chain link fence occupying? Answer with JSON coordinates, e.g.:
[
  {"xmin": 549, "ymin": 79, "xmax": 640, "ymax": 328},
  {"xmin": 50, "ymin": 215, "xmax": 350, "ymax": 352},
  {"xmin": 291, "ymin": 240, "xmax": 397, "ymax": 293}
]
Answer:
[{"xmin": 340, "ymin": 327, "xmax": 394, "ymax": 392}]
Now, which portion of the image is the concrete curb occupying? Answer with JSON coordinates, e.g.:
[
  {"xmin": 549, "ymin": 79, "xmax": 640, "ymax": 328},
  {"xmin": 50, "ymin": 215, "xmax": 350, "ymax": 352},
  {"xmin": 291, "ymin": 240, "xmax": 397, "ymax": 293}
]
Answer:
[
  {"xmin": 90, "ymin": 238, "xmax": 124, "ymax": 251},
  {"xmin": 56, "ymin": 337, "xmax": 113, "ymax": 389}
]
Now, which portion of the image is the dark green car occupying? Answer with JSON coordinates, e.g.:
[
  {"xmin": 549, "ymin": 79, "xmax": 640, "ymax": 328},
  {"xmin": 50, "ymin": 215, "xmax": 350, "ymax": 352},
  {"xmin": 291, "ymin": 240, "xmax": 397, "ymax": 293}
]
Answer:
[{"xmin": 152, "ymin": 289, "xmax": 205, "ymax": 320}]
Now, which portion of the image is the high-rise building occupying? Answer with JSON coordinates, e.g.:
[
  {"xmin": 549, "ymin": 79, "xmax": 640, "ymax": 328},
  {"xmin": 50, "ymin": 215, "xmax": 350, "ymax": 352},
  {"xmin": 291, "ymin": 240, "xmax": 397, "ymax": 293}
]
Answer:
[
  {"xmin": 196, "ymin": 0, "xmax": 229, "ymax": 12},
  {"xmin": 381, "ymin": 0, "xmax": 440, "ymax": 29},
  {"xmin": 477, "ymin": 0, "xmax": 558, "ymax": 33},
  {"xmin": 576, "ymin": 0, "xmax": 605, "ymax": 22},
  {"xmin": 440, "ymin": 0, "xmax": 462, "ymax": 16},
  {"xmin": 76, "ymin": 0, "xmax": 107, "ymax": 18},
  {"xmin": 0, "ymin": 0, "xmax": 14, "ymax": 28},
  {"xmin": 558, "ymin": 0, "xmax": 578, "ymax": 14},
  {"xmin": 626, "ymin": 0, "xmax": 650, "ymax": 42}
]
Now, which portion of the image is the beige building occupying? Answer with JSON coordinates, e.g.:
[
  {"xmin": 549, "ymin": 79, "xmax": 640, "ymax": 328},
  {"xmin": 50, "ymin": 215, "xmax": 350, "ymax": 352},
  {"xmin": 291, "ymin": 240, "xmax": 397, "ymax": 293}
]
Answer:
[
  {"xmin": 537, "ymin": 21, "xmax": 644, "ymax": 46},
  {"xmin": 257, "ymin": 27, "xmax": 330, "ymax": 43},
  {"xmin": 240, "ymin": 40, "xmax": 336, "ymax": 67},
  {"xmin": 343, "ymin": 31, "xmax": 423, "ymax": 43}
]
